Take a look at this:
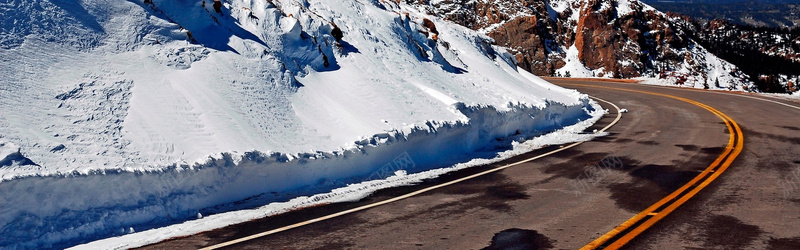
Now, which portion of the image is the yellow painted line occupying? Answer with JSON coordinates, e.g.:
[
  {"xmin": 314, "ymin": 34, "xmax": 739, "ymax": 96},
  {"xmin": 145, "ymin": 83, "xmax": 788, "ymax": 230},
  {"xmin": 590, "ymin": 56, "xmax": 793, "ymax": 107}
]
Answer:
[
  {"xmin": 562, "ymin": 84, "xmax": 744, "ymax": 250},
  {"xmin": 199, "ymin": 96, "xmax": 622, "ymax": 250}
]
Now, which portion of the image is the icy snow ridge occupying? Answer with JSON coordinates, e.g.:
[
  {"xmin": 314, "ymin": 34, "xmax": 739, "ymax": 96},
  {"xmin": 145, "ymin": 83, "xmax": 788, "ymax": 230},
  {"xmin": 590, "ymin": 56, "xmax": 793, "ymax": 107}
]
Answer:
[
  {"xmin": 1, "ymin": 0, "xmax": 598, "ymax": 248},
  {"xmin": 1, "ymin": 101, "xmax": 595, "ymax": 249}
]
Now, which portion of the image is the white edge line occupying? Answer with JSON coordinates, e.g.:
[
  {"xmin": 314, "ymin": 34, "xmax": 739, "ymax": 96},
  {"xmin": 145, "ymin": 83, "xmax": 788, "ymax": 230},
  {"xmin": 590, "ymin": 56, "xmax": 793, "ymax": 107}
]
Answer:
[{"xmin": 200, "ymin": 97, "xmax": 622, "ymax": 250}]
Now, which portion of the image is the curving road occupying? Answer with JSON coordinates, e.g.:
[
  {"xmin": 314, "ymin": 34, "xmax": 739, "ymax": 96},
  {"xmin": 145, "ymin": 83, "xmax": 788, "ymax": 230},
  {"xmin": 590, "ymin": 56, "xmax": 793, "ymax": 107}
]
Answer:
[{"xmin": 140, "ymin": 79, "xmax": 800, "ymax": 249}]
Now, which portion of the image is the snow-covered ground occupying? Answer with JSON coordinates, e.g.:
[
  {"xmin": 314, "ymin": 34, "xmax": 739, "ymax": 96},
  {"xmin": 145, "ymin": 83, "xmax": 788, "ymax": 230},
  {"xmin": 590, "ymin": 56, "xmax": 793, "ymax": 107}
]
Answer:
[{"xmin": 0, "ymin": 0, "xmax": 601, "ymax": 248}]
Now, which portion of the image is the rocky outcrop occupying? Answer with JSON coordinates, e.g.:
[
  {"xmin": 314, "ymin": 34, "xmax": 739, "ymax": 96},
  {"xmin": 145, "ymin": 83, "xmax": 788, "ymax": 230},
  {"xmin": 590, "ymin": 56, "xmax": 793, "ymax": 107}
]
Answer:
[
  {"xmin": 573, "ymin": 0, "xmax": 690, "ymax": 78},
  {"xmin": 574, "ymin": 0, "xmax": 625, "ymax": 76},
  {"xmin": 413, "ymin": 0, "xmax": 568, "ymax": 75},
  {"xmin": 489, "ymin": 16, "xmax": 564, "ymax": 74},
  {"xmin": 411, "ymin": 0, "xmax": 534, "ymax": 30},
  {"xmin": 669, "ymin": 15, "xmax": 800, "ymax": 92},
  {"xmin": 407, "ymin": 0, "xmax": 755, "ymax": 90}
]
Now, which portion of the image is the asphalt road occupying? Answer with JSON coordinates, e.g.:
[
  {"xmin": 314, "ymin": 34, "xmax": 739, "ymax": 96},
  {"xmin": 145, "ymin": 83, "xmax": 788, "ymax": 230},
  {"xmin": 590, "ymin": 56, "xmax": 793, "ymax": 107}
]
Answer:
[{"xmin": 140, "ymin": 79, "xmax": 800, "ymax": 249}]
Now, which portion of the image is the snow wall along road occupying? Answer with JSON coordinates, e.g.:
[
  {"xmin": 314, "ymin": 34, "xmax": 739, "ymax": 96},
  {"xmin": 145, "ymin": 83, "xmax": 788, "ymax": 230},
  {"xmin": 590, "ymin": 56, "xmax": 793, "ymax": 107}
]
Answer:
[{"xmin": 0, "ymin": 102, "xmax": 596, "ymax": 248}]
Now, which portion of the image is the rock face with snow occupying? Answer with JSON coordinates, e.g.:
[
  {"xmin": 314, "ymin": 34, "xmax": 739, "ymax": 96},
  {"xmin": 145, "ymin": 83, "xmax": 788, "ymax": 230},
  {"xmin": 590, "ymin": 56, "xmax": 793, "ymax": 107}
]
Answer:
[
  {"xmin": 0, "ymin": 0, "xmax": 600, "ymax": 248},
  {"xmin": 573, "ymin": 0, "xmax": 681, "ymax": 78},
  {"xmin": 408, "ymin": 0, "xmax": 755, "ymax": 90},
  {"xmin": 411, "ymin": 0, "xmax": 566, "ymax": 75},
  {"xmin": 668, "ymin": 15, "xmax": 800, "ymax": 93}
]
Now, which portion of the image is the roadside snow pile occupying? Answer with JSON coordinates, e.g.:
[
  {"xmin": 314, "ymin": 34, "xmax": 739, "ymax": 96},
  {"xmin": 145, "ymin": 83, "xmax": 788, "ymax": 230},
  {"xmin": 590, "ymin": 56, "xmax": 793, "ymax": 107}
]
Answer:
[
  {"xmin": 73, "ymin": 113, "xmax": 605, "ymax": 250},
  {"xmin": 1, "ymin": 0, "xmax": 599, "ymax": 248}
]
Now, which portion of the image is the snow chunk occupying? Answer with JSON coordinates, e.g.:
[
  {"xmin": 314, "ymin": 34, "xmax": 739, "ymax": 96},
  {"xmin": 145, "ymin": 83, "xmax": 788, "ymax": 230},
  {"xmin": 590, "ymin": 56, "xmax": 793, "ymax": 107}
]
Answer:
[
  {"xmin": 0, "ymin": 141, "xmax": 20, "ymax": 163},
  {"xmin": 0, "ymin": 141, "xmax": 35, "ymax": 167}
]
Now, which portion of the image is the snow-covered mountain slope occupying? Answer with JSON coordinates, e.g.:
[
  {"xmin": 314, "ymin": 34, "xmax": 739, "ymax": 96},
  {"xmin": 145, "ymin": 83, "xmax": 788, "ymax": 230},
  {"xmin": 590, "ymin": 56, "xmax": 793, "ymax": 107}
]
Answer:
[
  {"xmin": 407, "ymin": 0, "xmax": 756, "ymax": 91},
  {"xmin": 0, "ymin": 0, "xmax": 601, "ymax": 248}
]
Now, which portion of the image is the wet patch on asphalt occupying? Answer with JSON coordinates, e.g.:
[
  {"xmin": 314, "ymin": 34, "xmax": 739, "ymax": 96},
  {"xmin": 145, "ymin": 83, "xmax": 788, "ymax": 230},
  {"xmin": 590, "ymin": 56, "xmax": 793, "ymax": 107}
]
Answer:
[
  {"xmin": 778, "ymin": 125, "xmax": 800, "ymax": 131},
  {"xmin": 630, "ymin": 165, "xmax": 700, "ymax": 192},
  {"xmin": 589, "ymin": 133, "xmax": 633, "ymax": 144},
  {"xmin": 542, "ymin": 152, "xmax": 610, "ymax": 178},
  {"xmin": 543, "ymin": 143, "xmax": 724, "ymax": 212},
  {"xmin": 761, "ymin": 161, "xmax": 795, "ymax": 174},
  {"xmin": 474, "ymin": 182, "xmax": 531, "ymax": 212},
  {"xmin": 700, "ymin": 146, "xmax": 726, "ymax": 155},
  {"xmin": 613, "ymin": 138, "xmax": 635, "ymax": 144},
  {"xmin": 607, "ymin": 159, "xmax": 714, "ymax": 212},
  {"xmin": 536, "ymin": 153, "xmax": 636, "ymax": 185},
  {"xmin": 700, "ymin": 215, "xmax": 761, "ymax": 249},
  {"xmin": 591, "ymin": 135, "xmax": 627, "ymax": 144},
  {"xmin": 675, "ymin": 144, "xmax": 700, "ymax": 151},
  {"xmin": 768, "ymin": 237, "xmax": 800, "ymax": 250},
  {"xmin": 687, "ymin": 146, "xmax": 727, "ymax": 171},
  {"xmin": 637, "ymin": 140, "xmax": 660, "ymax": 145},
  {"xmin": 608, "ymin": 181, "xmax": 666, "ymax": 212},
  {"xmin": 420, "ymin": 172, "xmax": 530, "ymax": 213},
  {"xmin": 742, "ymin": 126, "xmax": 800, "ymax": 144},
  {"xmin": 486, "ymin": 184, "xmax": 530, "ymax": 200},
  {"xmin": 482, "ymin": 228, "xmax": 553, "ymax": 250}
]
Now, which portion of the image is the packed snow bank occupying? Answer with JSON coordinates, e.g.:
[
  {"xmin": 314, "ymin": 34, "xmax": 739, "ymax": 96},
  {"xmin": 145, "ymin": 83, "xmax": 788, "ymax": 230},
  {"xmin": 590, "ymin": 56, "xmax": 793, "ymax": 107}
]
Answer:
[
  {"xmin": 1, "ymin": 101, "xmax": 600, "ymax": 249},
  {"xmin": 0, "ymin": 0, "xmax": 599, "ymax": 248},
  {"xmin": 73, "ymin": 107, "xmax": 606, "ymax": 250}
]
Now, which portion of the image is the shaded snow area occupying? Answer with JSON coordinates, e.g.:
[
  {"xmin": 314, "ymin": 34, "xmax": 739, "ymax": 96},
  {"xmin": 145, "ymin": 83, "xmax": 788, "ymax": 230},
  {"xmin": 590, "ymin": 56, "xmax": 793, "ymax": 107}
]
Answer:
[{"xmin": 0, "ymin": 0, "xmax": 600, "ymax": 248}]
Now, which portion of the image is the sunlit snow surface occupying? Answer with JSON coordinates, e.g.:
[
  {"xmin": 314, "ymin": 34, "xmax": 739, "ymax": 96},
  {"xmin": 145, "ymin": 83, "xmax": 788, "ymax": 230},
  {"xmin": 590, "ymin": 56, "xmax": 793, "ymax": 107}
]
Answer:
[{"xmin": 1, "ymin": 0, "xmax": 599, "ymax": 248}]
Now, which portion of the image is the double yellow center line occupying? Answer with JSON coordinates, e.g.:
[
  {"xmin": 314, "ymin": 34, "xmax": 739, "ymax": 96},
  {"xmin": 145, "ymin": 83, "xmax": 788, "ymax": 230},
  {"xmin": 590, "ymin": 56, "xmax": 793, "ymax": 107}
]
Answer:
[{"xmin": 567, "ymin": 84, "xmax": 745, "ymax": 250}]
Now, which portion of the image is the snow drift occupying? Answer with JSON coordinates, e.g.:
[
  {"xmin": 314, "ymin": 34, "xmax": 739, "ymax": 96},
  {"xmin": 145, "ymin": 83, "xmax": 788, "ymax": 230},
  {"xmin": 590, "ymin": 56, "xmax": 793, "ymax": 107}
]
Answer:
[{"xmin": 1, "ymin": 0, "xmax": 599, "ymax": 248}]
